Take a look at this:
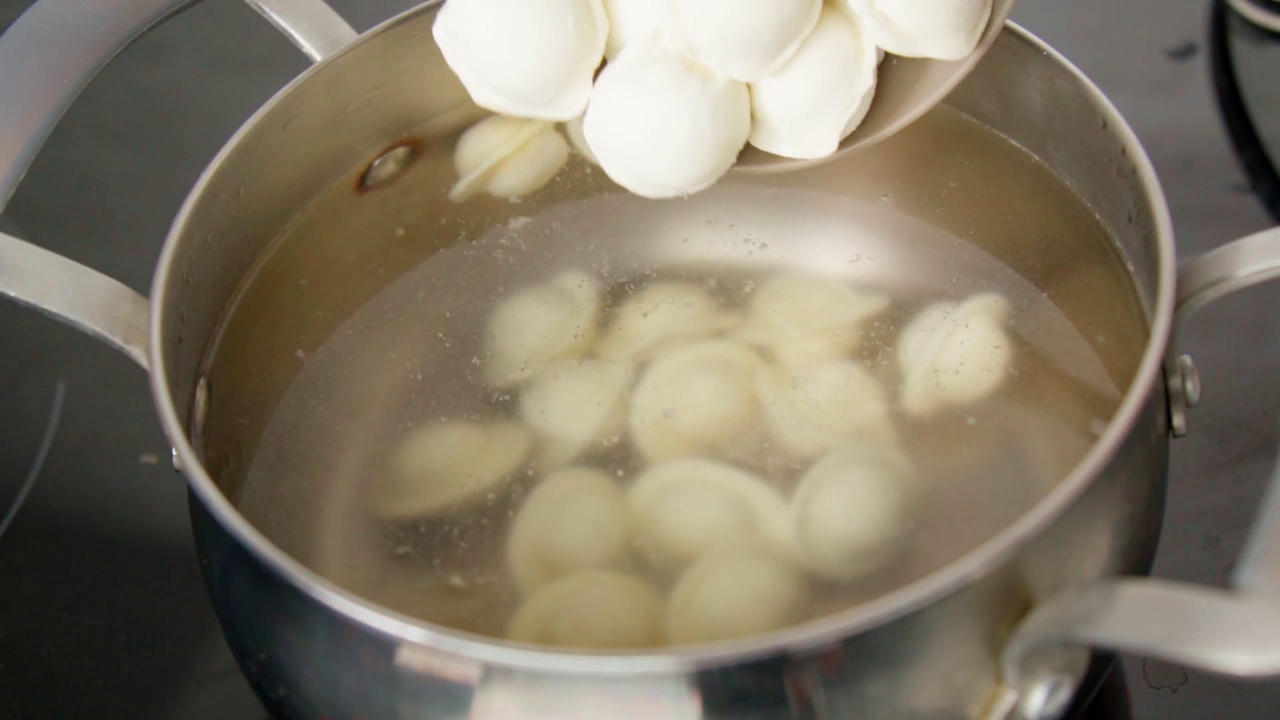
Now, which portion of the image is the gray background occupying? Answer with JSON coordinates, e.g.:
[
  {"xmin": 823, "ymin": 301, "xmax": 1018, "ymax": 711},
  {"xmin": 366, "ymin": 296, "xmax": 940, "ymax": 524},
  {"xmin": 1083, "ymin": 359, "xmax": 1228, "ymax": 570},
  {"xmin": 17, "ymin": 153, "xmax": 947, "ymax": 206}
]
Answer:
[{"xmin": 0, "ymin": 0, "xmax": 1277, "ymax": 718}]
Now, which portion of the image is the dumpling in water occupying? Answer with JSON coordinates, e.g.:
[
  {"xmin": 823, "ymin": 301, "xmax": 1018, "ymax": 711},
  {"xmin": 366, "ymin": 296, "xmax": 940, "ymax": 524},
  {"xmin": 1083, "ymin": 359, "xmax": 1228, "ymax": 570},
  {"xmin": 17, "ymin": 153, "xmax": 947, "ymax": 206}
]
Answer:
[
  {"xmin": 595, "ymin": 281, "xmax": 738, "ymax": 363},
  {"xmin": 450, "ymin": 115, "xmax": 570, "ymax": 202},
  {"xmin": 666, "ymin": 543, "xmax": 809, "ymax": 644},
  {"xmin": 483, "ymin": 270, "xmax": 602, "ymax": 388},
  {"xmin": 627, "ymin": 458, "xmax": 790, "ymax": 571},
  {"xmin": 788, "ymin": 444, "xmax": 916, "ymax": 582},
  {"xmin": 520, "ymin": 358, "xmax": 632, "ymax": 469},
  {"xmin": 371, "ymin": 421, "xmax": 532, "ymax": 520},
  {"xmin": 897, "ymin": 292, "xmax": 1013, "ymax": 417},
  {"xmin": 735, "ymin": 271, "xmax": 889, "ymax": 367},
  {"xmin": 507, "ymin": 569, "xmax": 665, "ymax": 648},
  {"xmin": 506, "ymin": 467, "xmax": 631, "ymax": 594},
  {"xmin": 629, "ymin": 340, "xmax": 763, "ymax": 463},
  {"xmin": 756, "ymin": 359, "xmax": 896, "ymax": 459}
]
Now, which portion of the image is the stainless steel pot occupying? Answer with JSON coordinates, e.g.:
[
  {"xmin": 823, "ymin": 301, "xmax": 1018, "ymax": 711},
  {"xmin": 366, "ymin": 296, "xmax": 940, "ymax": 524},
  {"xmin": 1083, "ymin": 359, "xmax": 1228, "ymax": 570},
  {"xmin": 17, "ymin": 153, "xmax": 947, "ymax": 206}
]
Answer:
[{"xmin": 2, "ymin": 2, "xmax": 1279, "ymax": 719}]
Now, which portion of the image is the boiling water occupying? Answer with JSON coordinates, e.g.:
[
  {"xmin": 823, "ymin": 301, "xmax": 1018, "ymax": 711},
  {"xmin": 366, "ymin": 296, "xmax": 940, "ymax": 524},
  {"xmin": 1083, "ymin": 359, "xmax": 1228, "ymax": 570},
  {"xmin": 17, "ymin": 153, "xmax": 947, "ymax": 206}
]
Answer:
[{"xmin": 201, "ymin": 107, "xmax": 1148, "ymax": 646}]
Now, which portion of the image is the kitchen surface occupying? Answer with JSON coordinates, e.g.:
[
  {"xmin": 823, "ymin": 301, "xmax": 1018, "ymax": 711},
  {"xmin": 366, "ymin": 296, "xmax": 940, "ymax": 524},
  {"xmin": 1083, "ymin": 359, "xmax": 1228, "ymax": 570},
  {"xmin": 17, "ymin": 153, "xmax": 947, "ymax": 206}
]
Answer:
[{"xmin": 1, "ymin": 0, "xmax": 1278, "ymax": 718}]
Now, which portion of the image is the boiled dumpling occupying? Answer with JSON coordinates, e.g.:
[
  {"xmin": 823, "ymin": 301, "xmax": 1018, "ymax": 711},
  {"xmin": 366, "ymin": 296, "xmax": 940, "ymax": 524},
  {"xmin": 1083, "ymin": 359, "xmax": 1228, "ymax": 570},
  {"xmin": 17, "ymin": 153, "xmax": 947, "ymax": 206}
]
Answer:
[
  {"xmin": 672, "ymin": 0, "xmax": 821, "ymax": 82},
  {"xmin": 788, "ymin": 444, "xmax": 916, "ymax": 582},
  {"xmin": 627, "ymin": 458, "xmax": 790, "ymax": 571},
  {"xmin": 595, "ymin": 281, "xmax": 739, "ymax": 363},
  {"xmin": 520, "ymin": 358, "xmax": 632, "ymax": 469},
  {"xmin": 433, "ymin": 0, "xmax": 608, "ymax": 120},
  {"xmin": 602, "ymin": 0, "xmax": 674, "ymax": 59},
  {"xmin": 563, "ymin": 116, "xmax": 598, "ymax": 165},
  {"xmin": 506, "ymin": 467, "xmax": 631, "ymax": 594},
  {"xmin": 483, "ymin": 270, "xmax": 602, "ymax": 388},
  {"xmin": 666, "ymin": 543, "xmax": 809, "ymax": 644},
  {"xmin": 735, "ymin": 271, "xmax": 889, "ymax": 367},
  {"xmin": 898, "ymin": 292, "xmax": 1013, "ymax": 417},
  {"xmin": 756, "ymin": 360, "xmax": 895, "ymax": 459},
  {"xmin": 507, "ymin": 569, "xmax": 664, "ymax": 648},
  {"xmin": 629, "ymin": 340, "xmax": 763, "ymax": 463},
  {"xmin": 372, "ymin": 421, "xmax": 531, "ymax": 519},
  {"xmin": 450, "ymin": 115, "xmax": 569, "ymax": 202}
]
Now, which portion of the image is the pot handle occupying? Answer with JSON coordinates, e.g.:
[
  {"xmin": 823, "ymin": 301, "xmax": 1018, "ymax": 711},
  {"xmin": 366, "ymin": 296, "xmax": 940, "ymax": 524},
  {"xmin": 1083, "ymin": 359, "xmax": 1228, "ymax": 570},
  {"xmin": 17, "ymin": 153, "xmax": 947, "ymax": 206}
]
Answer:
[
  {"xmin": 0, "ymin": 0, "xmax": 357, "ymax": 369},
  {"xmin": 989, "ymin": 226, "xmax": 1280, "ymax": 720}
]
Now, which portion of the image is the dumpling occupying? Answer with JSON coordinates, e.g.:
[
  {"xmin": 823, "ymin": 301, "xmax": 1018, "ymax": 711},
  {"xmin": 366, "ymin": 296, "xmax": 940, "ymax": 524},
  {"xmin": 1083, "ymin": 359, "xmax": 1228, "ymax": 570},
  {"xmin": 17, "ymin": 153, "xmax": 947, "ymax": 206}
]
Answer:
[
  {"xmin": 507, "ymin": 569, "xmax": 665, "ymax": 648},
  {"xmin": 371, "ymin": 421, "xmax": 532, "ymax": 520},
  {"xmin": 756, "ymin": 360, "xmax": 895, "ymax": 459},
  {"xmin": 735, "ymin": 271, "xmax": 889, "ymax": 367},
  {"xmin": 666, "ymin": 544, "xmax": 809, "ymax": 644},
  {"xmin": 595, "ymin": 281, "xmax": 739, "ymax": 363},
  {"xmin": 483, "ymin": 270, "xmax": 602, "ymax": 388},
  {"xmin": 788, "ymin": 444, "xmax": 916, "ymax": 582},
  {"xmin": 450, "ymin": 115, "xmax": 569, "ymax": 202},
  {"xmin": 672, "ymin": 0, "xmax": 821, "ymax": 82},
  {"xmin": 897, "ymin": 292, "xmax": 1013, "ymax": 417},
  {"xmin": 602, "ymin": 0, "xmax": 675, "ymax": 59},
  {"xmin": 627, "ymin": 458, "xmax": 790, "ymax": 571},
  {"xmin": 629, "ymin": 340, "xmax": 763, "ymax": 463},
  {"xmin": 840, "ymin": 0, "xmax": 993, "ymax": 61},
  {"xmin": 520, "ymin": 358, "xmax": 632, "ymax": 469},
  {"xmin": 506, "ymin": 467, "xmax": 631, "ymax": 594},
  {"xmin": 433, "ymin": 0, "xmax": 608, "ymax": 120}
]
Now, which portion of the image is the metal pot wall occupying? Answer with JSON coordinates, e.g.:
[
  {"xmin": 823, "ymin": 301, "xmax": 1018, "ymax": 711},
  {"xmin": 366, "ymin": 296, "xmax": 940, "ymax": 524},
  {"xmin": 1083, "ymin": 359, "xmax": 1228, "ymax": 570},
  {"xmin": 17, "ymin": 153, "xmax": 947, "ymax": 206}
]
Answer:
[{"xmin": 1, "ymin": 2, "xmax": 1279, "ymax": 719}]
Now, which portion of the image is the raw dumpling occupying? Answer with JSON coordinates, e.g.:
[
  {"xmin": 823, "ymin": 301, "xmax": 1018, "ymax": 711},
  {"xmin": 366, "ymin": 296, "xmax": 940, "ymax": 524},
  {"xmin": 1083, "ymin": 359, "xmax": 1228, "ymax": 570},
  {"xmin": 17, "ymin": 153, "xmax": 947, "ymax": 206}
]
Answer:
[
  {"xmin": 520, "ymin": 358, "xmax": 632, "ymax": 469},
  {"xmin": 582, "ymin": 41, "xmax": 751, "ymax": 198},
  {"xmin": 897, "ymin": 292, "xmax": 1013, "ymax": 417},
  {"xmin": 433, "ymin": 0, "xmax": 608, "ymax": 120},
  {"xmin": 627, "ymin": 458, "xmax": 790, "ymax": 571},
  {"xmin": 506, "ymin": 467, "xmax": 631, "ymax": 594},
  {"xmin": 450, "ymin": 116, "xmax": 569, "ymax": 202},
  {"xmin": 563, "ymin": 116, "xmax": 598, "ymax": 165},
  {"xmin": 756, "ymin": 360, "xmax": 895, "ymax": 459},
  {"xmin": 666, "ymin": 544, "xmax": 809, "ymax": 644},
  {"xmin": 372, "ymin": 421, "xmax": 532, "ymax": 520},
  {"xmin": 748, "ymin": 5, "xmax": 879, "ymax": 160},
  {"xmin": 602, "ymin": 0, "xmax": 674, "ymax": 59},
  {"xmin": 735, "ymin": 271, "xmax": 889, "ymax": 367},
  {"xmin": 483, "ymin": 270, "xmax": 602, "ymax": 388},
  {"xmin": 629, "ymin": 340, "xmax": 763, "ymax": 463},
  {"xmin": 840, "ymin": 0, "xmax": 993, "ymax": 61},
  {"xmin": 595, "ymin": 281, "xmax": 738, "ymax": 363},
  {"xmin": 507, "ymin": 569, "xmax": 665, "ymax": 648},
  {"xmin": 672, "ymin": 0, "xmax": 821, "ymax": 82},
  {"xmin": 788, "ymin": 444, "xmax": 916, "ymax": 582}
]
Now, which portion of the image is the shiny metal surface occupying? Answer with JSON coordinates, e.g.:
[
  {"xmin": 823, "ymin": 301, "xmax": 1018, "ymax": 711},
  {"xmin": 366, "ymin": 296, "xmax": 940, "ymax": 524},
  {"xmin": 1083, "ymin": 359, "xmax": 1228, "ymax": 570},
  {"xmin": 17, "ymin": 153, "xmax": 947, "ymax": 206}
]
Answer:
[
  {"xmin": 0, "ymin": 1, "xmax": 1268, "ymax": 719},
  {"xmin": 243, "ymin": 0, "xmax": 357, "ymax": 62},
  {"xmin": 735, "ymin": 0, "xmax": 1018, "ymax": 172}
]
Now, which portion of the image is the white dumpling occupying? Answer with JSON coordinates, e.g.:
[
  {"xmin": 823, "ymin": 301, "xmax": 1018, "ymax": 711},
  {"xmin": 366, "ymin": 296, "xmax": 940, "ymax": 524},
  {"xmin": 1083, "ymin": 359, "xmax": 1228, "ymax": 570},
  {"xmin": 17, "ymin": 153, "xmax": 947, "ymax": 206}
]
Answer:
[
  {"xmin": 672, "ymin": 0, "xmax": 821, "ymax": 82},
  {"xmin": 897, "ymin": 292, "xmax": 1013, "ymax": 417},
  {"xmin": 602, "ymin": 0, "xmax": 675, "ymax": 59},
  {"xmin": 627, "ymin": 458, "xmax": 790, "ymax": 571},
  {"xmin": 507, "ymin": 569, "xmax": 664, "ymax": 648},
  {"xmin": 788, "ymin": 445, "xmax": 916, "ymax": 582},
  {"xmin": 506, "ymin": 467, "xmax": 631, "ymax": 594},
  {"xmin": 433, "ymin": 0, "xmax": 608, "ymax": 120},
  {"xmin": 595, "ymin": 281, "xmax": 739, "ymax": 363},
  {"xmin": 520, "ymin": 358, "xmax": 632, "ymax": 469},
  {"xmin": 735, "ymin": 271, "xmax": 889, "ymax": 367},
  {"xmin": 629, "ymin": 340, "xmax": 763, "ymax": 463},
  {"xmin": 756, "ymin": 360, "xmax": 895, "ymax": 460},
  {"xmin": 483, "ymin": 270, "xmax": 602, "ymax": 388},
  {"xmin": 450, "ymin": 115, "xmax": 569, "ymax": 202},
  {"xmin": 372, "ymin": 421, "xmax": 532, "ymax": 520},
  {"xmin": 563, "ymin": 116, "xmax": 598, "ymax": 165},
  {"xmin": 840, "ymin": 0, "xmax": 992, "ymax": 61},
  {"xmin": 666, "ymin": 544, "xmax": 809, "ymax": 644}
]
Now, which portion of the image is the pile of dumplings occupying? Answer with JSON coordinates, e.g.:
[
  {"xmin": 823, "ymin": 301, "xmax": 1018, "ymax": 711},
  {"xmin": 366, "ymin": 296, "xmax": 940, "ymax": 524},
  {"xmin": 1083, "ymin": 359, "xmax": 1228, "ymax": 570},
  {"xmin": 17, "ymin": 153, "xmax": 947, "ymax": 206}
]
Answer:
[
  {"xmin": 374, "ymin": 268, "xmax": 1013, "ymax": 648},
  {"xmin": 434, "ymin": 0, "xmax": 995, "ymax": 200}
]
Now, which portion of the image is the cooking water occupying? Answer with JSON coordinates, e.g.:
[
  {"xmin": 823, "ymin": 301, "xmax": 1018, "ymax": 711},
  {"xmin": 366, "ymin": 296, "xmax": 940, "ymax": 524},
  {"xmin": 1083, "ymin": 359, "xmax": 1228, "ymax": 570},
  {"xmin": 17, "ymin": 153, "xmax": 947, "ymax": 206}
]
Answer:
[{"xmin": 209, "ymin": 107, "xmax": 1148, "ymax": 649}]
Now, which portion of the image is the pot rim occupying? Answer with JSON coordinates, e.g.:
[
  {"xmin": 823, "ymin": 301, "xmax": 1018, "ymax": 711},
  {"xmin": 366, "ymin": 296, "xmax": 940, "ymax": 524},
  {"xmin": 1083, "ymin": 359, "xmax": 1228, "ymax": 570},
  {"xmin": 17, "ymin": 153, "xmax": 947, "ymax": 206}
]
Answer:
[{"xmin": 149, "ymin": 8, "xmax": 1177, "ymax": 675}]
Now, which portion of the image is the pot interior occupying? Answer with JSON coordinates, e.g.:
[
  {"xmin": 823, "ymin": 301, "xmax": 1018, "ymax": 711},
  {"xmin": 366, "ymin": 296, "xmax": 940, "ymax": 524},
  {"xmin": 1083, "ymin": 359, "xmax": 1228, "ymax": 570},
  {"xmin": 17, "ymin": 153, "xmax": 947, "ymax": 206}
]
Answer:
[{"xmin": 172, "ymin": 7, "xmax": 1157, "ymax": 652}]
